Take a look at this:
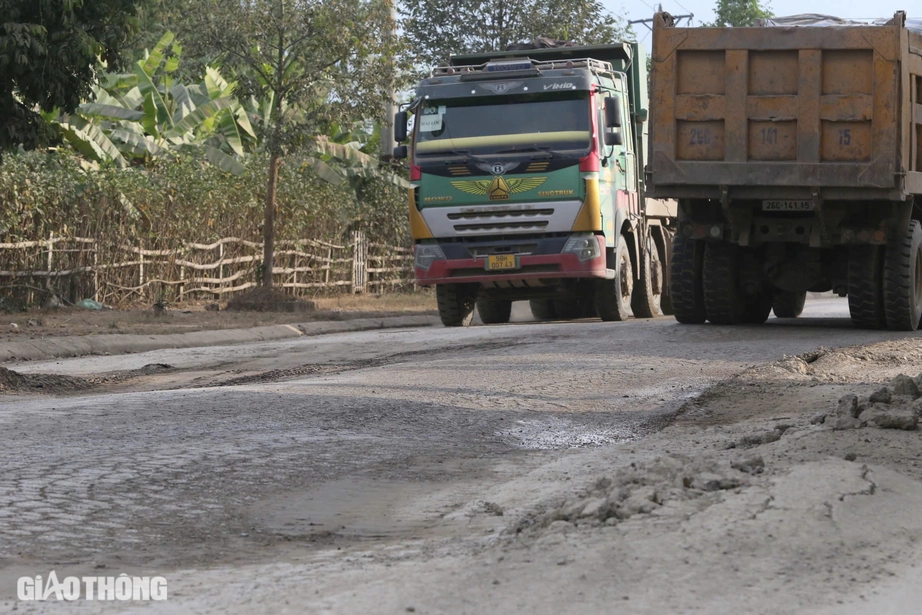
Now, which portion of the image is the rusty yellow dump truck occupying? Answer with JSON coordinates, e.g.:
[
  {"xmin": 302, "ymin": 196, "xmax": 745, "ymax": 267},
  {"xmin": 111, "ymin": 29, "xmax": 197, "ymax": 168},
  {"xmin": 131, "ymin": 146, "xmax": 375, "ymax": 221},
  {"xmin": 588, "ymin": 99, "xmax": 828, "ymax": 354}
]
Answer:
[{"xmin": 648, "ymin": 12, "xmax": 922, "ymax": 330}]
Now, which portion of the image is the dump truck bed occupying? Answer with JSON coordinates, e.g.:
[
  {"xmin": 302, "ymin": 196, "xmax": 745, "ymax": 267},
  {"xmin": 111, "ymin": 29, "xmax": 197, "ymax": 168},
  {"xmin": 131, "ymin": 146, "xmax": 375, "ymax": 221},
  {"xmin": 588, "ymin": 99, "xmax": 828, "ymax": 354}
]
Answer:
[{"xmin": 649, "ymin": 12, "xmax": 922, "ymax": 200}]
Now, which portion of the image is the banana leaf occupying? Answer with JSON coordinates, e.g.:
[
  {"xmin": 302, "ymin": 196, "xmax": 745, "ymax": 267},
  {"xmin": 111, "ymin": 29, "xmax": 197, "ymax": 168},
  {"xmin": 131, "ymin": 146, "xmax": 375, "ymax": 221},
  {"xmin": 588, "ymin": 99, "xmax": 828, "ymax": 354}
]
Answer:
[
  {"xmin": 57, "ymin": 117, "xmax": 128, "ymax": 168},
  {"xmin": 78, "ymin": 102, "xmax": 145, "ymax": 122},
  {"xmin": 109, "ymin": 129, "xmax": 166, "ymax": 157},
  {"xmin": 201, "ymin": 145, "xmax": 246, "ymax": 176},
  {"xmin": 141, "ymin": 31, "xmax": 175, "ymax": 76},
  {"xmin": 164, "ymin": 98, "xmax": 237, "ymax": 138}
]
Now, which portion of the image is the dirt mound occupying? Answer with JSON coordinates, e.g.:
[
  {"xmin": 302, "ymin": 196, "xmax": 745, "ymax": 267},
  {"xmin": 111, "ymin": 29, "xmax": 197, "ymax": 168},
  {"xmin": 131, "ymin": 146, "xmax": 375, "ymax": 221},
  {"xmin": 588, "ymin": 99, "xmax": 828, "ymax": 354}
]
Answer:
[
  {"xmin": 814, "ymin": 373, "xmax": 922, "ymax": 431},
  {"xmin": 225, "ymin": 287, "xmax": 316, "ymax": 313},
  {"xmin": 515, "ymin": 455, "xmax": 750, "ymax": 534},
  {"xmin": 0, "ymin": 366, "xmax": 95, "ymax": 393}
]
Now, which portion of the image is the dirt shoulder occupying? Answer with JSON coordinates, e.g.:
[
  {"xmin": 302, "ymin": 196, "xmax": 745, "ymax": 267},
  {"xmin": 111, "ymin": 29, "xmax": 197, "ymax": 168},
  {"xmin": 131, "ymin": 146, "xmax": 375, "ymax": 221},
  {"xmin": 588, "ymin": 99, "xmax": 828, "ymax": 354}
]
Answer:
[
  {"xmin": 0, "ymin": 293, "xmax": 438, "ymax": 363},
  {"xmin": 0, "ymin": 293, "xmax": 435, "ymax": 340}
]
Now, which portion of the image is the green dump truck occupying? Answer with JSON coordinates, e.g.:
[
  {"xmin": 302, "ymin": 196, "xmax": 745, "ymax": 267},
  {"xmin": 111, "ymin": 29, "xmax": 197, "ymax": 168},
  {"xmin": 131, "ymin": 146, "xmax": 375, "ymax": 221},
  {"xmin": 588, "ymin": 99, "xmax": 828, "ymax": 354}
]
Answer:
[{"xmin": 394, "ymin": 42, "xmax": 677, "ymax": 326}]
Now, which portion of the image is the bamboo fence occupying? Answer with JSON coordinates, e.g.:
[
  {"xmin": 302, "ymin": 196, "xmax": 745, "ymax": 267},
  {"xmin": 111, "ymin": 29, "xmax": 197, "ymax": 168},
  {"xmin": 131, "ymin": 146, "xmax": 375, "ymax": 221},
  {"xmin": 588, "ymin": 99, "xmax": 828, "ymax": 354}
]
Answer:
[{"xmin": 0, "ymin": 231, "xmax": 415, "ymax": 306}]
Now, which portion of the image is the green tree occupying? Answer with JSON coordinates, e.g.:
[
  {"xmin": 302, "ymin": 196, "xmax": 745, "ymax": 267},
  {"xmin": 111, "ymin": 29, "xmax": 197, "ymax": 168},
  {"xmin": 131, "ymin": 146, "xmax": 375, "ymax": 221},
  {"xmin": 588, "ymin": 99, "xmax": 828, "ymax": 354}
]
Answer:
[
  {"xmin": 707, "ymin": 0, "xmax": 773, "ymax": 27},
  {"xmin": 400, "ymin": 0, "xmax": 632, "ymax": 70},
  {"xmin": 0, "ymin": 0, "xmax": 149, "ymax": 153},
  {"xmin": 197, "ymin": 0, "xmax": 405, "ymax": 288}
]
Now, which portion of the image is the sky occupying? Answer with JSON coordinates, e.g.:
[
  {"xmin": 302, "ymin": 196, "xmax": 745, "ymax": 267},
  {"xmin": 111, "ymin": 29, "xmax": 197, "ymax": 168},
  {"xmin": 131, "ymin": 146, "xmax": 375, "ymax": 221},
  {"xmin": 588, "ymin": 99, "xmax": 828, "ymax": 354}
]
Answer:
[{"xmin": 602, "ymin": 0, "xmax": 913, "ymax": 48}]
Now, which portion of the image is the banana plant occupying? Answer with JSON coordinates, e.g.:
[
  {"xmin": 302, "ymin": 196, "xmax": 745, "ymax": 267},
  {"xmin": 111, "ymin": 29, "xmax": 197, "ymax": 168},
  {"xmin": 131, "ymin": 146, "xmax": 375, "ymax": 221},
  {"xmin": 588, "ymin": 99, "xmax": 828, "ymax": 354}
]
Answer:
[
  {"xmin": 299, "ymin": 122, "xmax": 410, "ymax": 189},
  {"xmin": 53, "ymin": 32, "xmax": 257, "ymax": 175}
]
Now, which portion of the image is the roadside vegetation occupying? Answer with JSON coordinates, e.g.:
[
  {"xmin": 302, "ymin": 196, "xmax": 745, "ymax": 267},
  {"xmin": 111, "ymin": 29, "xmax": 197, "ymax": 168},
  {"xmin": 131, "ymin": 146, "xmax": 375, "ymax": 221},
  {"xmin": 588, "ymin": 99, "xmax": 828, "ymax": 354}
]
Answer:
[{"xmin": 0, "ymin": 0, "xmax": 769, "ymax": 307}]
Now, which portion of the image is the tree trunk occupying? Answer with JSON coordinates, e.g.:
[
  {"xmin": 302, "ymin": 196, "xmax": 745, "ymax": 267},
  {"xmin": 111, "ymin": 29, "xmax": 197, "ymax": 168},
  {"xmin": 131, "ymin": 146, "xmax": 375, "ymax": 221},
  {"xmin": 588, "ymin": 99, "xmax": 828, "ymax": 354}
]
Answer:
[{"xmin": 262, "ymin": 152, "xmax": 280, "ymax": 288}]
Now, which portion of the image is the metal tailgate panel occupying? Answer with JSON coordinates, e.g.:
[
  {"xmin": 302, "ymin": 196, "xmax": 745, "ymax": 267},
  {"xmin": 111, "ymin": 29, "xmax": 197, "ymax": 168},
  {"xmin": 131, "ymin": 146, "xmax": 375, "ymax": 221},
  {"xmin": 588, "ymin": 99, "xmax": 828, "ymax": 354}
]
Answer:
[{"xmin": 650, "ymin": 18, "xmax": 904, "ymax": 191}]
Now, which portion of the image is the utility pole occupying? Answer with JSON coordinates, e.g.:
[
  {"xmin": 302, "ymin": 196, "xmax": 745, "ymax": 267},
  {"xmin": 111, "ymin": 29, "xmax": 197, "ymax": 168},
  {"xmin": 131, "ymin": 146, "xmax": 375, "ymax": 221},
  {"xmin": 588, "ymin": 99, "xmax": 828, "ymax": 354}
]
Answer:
[
  {"xmin": 379, "ymin": 0, "xmax": 398, "ymax": 161},
  {"xmin": 629, "ymin": 3, "xmax": 694, "ymax": 31}
]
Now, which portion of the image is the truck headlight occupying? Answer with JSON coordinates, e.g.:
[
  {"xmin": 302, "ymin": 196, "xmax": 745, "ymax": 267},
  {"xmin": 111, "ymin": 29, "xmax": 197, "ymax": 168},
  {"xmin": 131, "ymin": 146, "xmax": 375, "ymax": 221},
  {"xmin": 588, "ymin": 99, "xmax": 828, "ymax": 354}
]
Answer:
[
  {"xmin": 414, "ymin": 244, "xmax": 445, "ymax": 270},
  {"xmin": 562, "ymin": 234, "xmax": 602, "ymax": 262}
]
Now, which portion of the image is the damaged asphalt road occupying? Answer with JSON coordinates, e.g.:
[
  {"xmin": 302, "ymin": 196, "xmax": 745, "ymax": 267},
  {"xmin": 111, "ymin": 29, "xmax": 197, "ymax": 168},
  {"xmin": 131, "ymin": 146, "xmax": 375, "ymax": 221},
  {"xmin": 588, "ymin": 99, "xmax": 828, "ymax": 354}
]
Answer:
[{"xmin": 2, "ymin": 297, "xmax": 922, "ymax": 613}]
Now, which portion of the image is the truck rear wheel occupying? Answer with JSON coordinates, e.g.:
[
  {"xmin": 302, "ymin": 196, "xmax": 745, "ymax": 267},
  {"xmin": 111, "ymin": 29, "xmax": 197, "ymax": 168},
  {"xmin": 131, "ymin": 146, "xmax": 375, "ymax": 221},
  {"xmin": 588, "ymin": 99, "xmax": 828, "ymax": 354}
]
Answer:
[
  {"xmin": 631, "ymin": 240, "xmax": 663, "ymax": 318},
  {"xmin": 657, "ymin": 233, "xmax": 675, "ymax": 316},
  {"xmin": 703, "ymin": 241, "xmax": 745, "ymax": 324},
  {"xmin": 847, "ymin": 245, "xmax": 886, "ymax": 329},
  {"xmin": 476, "ymin": 299, "xmax": 512, "ymax": 325},
  {"xmin": 529, "ymin": 299, "xmax": 556, "ymax": 321},
  {"xmin": 436, "ymin": 283, "xmax": 476, "ymax": 327},
  {"xmin": 883, "ymin": 220, "xmax": 922, "ymax": 331},
  {"xmin": 772, "ymin": 291, "xmax": 806, "ymax": 318},
  {"xmin": 670, "ymin": 234, "xmax": 706, "ymax": 323},
  {"xmin": 594, "ymin": 241, "xmax": 633, "ymax": 322}
]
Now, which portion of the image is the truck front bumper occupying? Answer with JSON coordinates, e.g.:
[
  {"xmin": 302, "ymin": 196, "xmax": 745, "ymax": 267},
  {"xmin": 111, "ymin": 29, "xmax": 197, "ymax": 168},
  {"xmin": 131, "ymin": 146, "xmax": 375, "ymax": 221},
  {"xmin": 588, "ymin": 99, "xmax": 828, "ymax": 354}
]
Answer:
[{"xmin": 414, "ymin": 235, "xmax": 608, "ymax": 286}]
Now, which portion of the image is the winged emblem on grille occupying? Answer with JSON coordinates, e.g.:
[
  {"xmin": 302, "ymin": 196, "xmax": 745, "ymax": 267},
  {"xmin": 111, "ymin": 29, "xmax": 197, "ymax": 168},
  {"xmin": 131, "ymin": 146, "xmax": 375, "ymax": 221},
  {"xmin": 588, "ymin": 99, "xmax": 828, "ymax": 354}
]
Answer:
[
  {"xmin": 451, "ymin": 176, "xmax": 548, "ymax": 200},
  {"xmin": 475, "ymin": 161, "xmax": 520, "ymax": 176}
]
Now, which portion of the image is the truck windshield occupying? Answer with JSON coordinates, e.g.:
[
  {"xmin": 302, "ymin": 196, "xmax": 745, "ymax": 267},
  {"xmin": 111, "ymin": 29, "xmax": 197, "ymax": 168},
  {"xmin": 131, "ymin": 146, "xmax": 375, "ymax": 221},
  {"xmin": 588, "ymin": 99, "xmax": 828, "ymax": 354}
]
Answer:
[{"xmin": 414, "ymin": 92, "xmax": 591, "ymax": 159}]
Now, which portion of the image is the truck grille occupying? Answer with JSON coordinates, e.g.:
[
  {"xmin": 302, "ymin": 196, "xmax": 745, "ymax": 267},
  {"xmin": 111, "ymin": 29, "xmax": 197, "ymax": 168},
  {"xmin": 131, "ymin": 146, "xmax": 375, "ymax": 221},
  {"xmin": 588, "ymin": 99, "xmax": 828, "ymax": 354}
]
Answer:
[{"xmin": 447, "ymin": 208, "xmax": 555, "ymax": 234}]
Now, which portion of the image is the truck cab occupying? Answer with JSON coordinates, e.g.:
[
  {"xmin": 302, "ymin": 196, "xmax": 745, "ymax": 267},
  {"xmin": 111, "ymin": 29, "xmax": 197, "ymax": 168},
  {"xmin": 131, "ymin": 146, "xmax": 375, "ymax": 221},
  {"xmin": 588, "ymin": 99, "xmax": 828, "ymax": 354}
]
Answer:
[{"xmin": 396, "ymin": 43, "xmax": 676, "ymax": 326}]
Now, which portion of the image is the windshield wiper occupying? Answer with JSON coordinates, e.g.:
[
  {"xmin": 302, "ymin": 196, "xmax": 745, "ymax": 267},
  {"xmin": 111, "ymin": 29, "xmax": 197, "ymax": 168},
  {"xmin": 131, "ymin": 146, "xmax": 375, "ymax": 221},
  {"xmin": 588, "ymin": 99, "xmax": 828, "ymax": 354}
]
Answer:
[
  {"xmin": 492, "ymin": 145, "xmax": 565, "ymax": 159},
  {"xmin": 422, "ymin": 149, "xmax": 491, "ymax": 165}
]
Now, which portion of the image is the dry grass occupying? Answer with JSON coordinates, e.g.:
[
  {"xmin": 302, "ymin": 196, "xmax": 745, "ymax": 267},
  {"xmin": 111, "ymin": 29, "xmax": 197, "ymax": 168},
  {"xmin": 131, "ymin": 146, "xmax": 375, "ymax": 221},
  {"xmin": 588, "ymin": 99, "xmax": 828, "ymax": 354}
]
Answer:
[{"xmin": 0, "ymin": 291, "xmax": 436, "ymax": 342}]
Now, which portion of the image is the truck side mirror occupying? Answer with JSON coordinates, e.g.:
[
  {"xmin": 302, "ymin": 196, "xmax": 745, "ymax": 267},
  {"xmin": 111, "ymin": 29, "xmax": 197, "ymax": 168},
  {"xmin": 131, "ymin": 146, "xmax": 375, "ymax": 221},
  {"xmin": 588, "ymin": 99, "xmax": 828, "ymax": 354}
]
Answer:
[
  {"xmin": 393, "ymin": 145, "xmax": 408, "ymax": 160},
  {"xmin": 605, "ymin": 96, "xmax": 622, "ymax": 129},
  {"xmin": 605, "ymin": 131, "xmax": 624, "ymax": 146},
  {"xmin": 394, "ymin": 111, "xmax": 408, "ymax": 143}
]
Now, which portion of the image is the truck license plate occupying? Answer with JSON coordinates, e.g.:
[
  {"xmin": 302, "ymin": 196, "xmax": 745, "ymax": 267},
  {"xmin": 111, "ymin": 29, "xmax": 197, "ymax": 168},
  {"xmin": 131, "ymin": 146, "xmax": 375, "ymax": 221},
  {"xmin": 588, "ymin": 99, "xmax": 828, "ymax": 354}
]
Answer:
[
  {"xmin": 486, "ymin": 254, "xmax": 518, "ymax": 270},
  {"xmin": 762, "ymin": 200, "xmax": 814, "ymax": 212}
]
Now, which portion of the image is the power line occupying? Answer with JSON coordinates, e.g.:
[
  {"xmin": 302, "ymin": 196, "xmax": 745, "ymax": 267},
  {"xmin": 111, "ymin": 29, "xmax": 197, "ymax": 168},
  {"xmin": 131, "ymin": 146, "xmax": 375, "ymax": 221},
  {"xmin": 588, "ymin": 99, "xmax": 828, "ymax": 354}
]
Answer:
[{"xmin": 668, "ymin": 0, "xmax": 695, "ymax": 24}]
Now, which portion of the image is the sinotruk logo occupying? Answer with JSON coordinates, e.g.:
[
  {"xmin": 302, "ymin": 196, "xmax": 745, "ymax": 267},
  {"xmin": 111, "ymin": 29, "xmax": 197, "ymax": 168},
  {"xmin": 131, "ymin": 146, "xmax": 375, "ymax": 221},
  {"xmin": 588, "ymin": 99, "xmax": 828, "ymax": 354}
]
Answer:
[{"xmin": 18, "ymin": 571, "xmax": 168, "ymax": 601}]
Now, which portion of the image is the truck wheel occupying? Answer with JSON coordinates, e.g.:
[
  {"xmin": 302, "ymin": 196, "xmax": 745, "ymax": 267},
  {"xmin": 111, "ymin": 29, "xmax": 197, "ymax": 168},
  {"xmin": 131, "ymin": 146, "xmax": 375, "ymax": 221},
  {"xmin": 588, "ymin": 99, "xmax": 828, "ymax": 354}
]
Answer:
[
  {"xmin": 847, "ymin": 245, "xmax": 886, "ymax": 329},
  {"xmin": 743, "ymin": 291, "xmax": 773, "ymax": 324},
  {"xmin": 436, "ymin": 284, "xmax": 476, "ymax": 327},
  {"xmin": 529, "ymin": 299, "xmax": 556, "ymax": 321},
  {"xmin": 883, "ymin": 220, "xmax": 922, "ymax": 331},
  {"xmin": 631, "ymin": 240, "xmax": 663, "ymax": 318},
  {"xmin": 658, "ymin": 233, "xmax": 675, "ymax": 316},
  {"xmin": 670, "ymin": 234, "xmax": 706, "ymax": 323},
  {"xmin": 476, "ymin": 299, "xmax": 512, "ymax": 324},
  {"xmin": 594, "ymin": 241, "xmax": 633, "ymax": 322},
  {"xmin": 772, "ymin": 291, "xmax": 806, "ymax": 318},
  {"xmin": 703, "ymin": 241, "xmax": 745, "ymax": 324}
]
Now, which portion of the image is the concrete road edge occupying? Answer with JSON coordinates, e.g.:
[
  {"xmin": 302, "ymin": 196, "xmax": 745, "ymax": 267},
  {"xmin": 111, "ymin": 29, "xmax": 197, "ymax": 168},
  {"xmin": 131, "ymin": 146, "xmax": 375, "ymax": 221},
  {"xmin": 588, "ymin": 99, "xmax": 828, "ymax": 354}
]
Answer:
[{"xmin": 0, "ymin": 315, "xmax": 441, "ymax": 363}]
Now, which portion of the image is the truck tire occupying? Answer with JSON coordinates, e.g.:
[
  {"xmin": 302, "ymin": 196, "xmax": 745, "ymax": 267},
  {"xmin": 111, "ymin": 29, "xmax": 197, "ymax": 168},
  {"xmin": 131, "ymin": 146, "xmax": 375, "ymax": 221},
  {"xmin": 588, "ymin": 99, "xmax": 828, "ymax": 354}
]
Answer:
[
  {"xmin": 703, "ymin": 241, "xmax": 745, "ymax": 325},
  {"xmin": 594, "ymin": 241, "xmax": 633, "ymax": 322},
  {"xmin": 436, "ymin": 283, "xmax": 476, "ymax": 327},
  {"xmin": 743, "ymin": 291, "xmax": 773, "ymax": 324},
  {"xmin": 657, "ymin": 234, "xmax": 675, "ymax": 316},
  {"xmin": 670, "ymin": 234, "xmax": 706, "ymax": 323},
  {"xmin": 883, "ymin": 219, "xmax": 922, "ymax": 331},
  {"xmin": 772, "ymin": 291, "xmax": 806, "ymax": 318},
  {"xmin": 529, "ymin": 299, "xmax": 556, "ymax": 321},
  {"xmin": 847, "ymin": 244, "xmax": 886, "ymax": 329},
  {"xmin": 631, "ymin": 241, "xmax": 662, "ymax": 318},
  {"xmin": 476, "ymin": 299, "xmax": 512, "ymax": 324}
]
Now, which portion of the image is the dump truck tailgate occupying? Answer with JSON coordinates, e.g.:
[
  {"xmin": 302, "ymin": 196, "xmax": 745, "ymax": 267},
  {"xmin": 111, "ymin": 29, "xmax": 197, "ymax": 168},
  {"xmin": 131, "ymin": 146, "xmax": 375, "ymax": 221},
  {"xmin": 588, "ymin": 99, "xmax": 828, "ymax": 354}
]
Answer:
[{"xmin": 649, "ymin": 14, "xmax": 922, "ymax": 197}]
